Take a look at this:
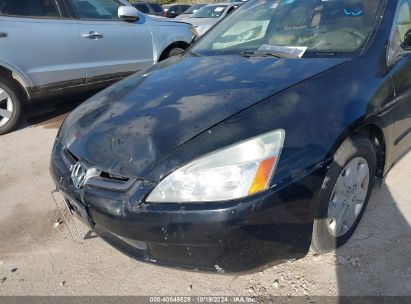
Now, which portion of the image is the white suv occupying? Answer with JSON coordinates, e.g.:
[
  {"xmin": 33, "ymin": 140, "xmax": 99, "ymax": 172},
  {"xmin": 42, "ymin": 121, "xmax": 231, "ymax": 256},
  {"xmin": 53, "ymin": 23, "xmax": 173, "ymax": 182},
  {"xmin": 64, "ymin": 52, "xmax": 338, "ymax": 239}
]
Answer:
[{"xmin": 0, "ymin": 0, "xmax": 194, "ymax": 135}]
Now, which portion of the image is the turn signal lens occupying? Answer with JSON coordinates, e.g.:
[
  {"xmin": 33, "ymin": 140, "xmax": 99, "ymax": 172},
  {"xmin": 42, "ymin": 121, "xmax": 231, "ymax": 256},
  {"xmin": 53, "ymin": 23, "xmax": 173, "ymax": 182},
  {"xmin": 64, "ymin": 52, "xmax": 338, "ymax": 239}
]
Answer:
[{"xmin": 248, "ymin": 157, "xmax": 277, "ymax": 195}]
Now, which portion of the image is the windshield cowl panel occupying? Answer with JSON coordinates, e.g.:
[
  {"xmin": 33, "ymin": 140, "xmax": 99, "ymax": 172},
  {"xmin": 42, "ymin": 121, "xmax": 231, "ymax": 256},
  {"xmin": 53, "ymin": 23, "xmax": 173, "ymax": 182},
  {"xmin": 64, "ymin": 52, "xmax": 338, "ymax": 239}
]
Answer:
[{"xmin": 193, "ymin": 0, "xmax": 385, "ymax": 58}]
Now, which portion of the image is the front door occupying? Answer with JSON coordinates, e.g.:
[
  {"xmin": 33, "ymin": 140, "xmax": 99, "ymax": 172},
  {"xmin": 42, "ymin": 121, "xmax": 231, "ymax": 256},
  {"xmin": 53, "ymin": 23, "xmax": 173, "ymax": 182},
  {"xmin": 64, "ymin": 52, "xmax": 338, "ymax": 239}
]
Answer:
[{"xmin": 68, "ymin": 0, "xmax": 154, "ymax": 83}]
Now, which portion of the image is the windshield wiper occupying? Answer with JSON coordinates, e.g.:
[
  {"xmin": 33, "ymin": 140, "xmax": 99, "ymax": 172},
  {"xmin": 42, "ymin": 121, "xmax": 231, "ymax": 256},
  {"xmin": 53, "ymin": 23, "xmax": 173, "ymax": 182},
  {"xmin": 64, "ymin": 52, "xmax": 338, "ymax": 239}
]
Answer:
[
  {"xmin": 238, "ymin": 51, "xmax": 284, "ymax": 58},
  {"xmin": 238, "ymin": 50, "xmax": 301, "ymax": 59},
  {"xmin": 306, "ymin": 51, "xmax": 338, "ymax": 57}
]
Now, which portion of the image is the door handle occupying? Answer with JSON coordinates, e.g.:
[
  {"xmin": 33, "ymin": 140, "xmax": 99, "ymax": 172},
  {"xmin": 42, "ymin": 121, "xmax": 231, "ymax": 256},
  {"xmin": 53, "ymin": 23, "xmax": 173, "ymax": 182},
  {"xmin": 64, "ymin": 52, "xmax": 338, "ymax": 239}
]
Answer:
[
  {"xmin": 0, "ymin": 32, "xmax": 7, "ymax": 38},
  {"xmin": 81, "ymin": 31, "xmax": 103, "ymax": 39}
]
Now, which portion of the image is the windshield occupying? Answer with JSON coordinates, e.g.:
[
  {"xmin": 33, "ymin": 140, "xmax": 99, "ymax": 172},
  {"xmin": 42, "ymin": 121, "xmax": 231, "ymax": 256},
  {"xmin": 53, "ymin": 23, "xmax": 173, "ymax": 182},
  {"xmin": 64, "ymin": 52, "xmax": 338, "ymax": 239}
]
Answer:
[
  {"xmin": 193, "ymin": 0, "xmax": 384, "ymax": 57},
  {"xmin": 149, "ymin": 3, "xmax": 163, "ymax": 13},
  {"xmin": 192, "ymin": 5, "xmax": 228, "ymax": 18},
  {"xmin": 185, "ymin": 4, "xmax": 206, "ymax": 14}
]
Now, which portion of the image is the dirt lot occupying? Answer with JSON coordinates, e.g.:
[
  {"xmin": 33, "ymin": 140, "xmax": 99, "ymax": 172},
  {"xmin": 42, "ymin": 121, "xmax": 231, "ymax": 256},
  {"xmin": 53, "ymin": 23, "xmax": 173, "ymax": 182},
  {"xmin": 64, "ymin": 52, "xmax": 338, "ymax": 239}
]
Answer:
[{"xmin": 0, "ymin": 99, "xmax": 410, "ymax": 297}]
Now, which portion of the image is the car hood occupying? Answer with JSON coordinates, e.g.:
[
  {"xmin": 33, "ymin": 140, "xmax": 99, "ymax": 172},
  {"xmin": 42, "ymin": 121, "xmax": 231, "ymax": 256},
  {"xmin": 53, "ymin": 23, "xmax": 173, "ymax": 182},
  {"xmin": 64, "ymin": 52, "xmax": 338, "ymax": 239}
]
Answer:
[
  {"xmin": 146, "ymin": 15, "xmax": 191, "ymax": 26},
  {"xmin": 175, "ymin": 13, "xmax": 192, "ymax": 20},
  {"xmin": 189, "ymin": 18, "xmax": 218, "ymax": 27},
  {"xmin": 60, "ymin": 54, "xmax": 348, "ymax": 179}
]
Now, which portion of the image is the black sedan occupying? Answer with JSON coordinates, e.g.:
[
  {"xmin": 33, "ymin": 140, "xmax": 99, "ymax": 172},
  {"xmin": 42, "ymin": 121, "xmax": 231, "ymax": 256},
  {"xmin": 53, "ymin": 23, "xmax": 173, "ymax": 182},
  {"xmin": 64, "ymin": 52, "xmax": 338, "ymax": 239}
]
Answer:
[
  {"xmin": 162, "ymin": 4, "xmax": 191, "ymax": 18},
  {"xmin": 51, "ymin": 0, "xmax": 411, "ymax": 272},
  {"xmin": 131, "ymin": 2, "xmax": 164, "ymax": 16}
]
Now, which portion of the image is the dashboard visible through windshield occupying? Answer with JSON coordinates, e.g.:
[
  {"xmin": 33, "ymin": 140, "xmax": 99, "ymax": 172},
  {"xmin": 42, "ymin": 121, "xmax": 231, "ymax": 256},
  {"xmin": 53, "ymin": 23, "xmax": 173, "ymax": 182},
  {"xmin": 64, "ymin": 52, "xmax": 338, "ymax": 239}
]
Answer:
[{"xmin": 193, "ymin": 0, "xmax": 385, "ymax": 57}]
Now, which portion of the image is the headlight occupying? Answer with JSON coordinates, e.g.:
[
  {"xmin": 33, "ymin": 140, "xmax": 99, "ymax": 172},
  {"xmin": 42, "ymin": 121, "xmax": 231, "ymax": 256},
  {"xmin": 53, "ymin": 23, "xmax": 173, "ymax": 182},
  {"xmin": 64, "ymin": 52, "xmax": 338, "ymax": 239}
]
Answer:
[
  {"xmin": 146, "ymin": 129, "xmax": 285, "ymax": 203},
  {"xmin": 190, "ymin": 25, "xmax": 200, "ymax": 37}
]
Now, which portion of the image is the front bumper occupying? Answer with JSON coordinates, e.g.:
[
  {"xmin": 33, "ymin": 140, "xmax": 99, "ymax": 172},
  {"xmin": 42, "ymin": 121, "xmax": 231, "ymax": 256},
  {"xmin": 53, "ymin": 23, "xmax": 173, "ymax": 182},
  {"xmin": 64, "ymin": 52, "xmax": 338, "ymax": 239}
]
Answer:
[{"xmin": 50, "ymin": 141, "xmax": 327, "ymax": 272}]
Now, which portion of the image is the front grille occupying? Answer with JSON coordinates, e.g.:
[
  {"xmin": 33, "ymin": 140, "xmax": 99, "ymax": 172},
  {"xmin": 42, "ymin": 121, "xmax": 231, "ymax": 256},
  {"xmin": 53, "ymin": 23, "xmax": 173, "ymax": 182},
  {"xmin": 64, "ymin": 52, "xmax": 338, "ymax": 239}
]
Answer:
[
  {"xmin": 62, "ymin": 147, "xmax": 136, "ymax": 191},
  {"xmin": 61, "ymin": 148, "xmax": 78, "ymax": 169}
]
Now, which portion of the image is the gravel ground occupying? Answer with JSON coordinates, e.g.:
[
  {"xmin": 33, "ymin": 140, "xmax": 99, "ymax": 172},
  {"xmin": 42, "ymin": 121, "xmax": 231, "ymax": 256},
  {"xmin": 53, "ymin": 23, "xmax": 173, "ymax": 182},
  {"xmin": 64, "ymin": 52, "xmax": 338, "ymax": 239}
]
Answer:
[{"xmin": 0, "ymin": 99, "xmax": 410, "ymax": 297}]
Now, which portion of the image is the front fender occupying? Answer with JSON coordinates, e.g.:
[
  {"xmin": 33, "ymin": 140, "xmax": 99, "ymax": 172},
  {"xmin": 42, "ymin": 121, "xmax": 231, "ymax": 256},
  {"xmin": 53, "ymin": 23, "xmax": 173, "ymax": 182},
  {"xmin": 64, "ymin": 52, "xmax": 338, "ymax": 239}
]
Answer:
[{"xmin": 148, "ymin": 22, "xmax": 193, "ymax": 62}]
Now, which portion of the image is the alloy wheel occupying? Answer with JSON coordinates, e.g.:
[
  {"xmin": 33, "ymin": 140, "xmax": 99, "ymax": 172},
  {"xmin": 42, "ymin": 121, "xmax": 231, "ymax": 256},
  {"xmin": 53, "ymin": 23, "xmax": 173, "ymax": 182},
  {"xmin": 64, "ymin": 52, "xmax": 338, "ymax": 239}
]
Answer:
[
  {"xmin": 0, "ymin": 87, "xmax": 13, "ymax": 128},
  {"xmin": 326, "ymin": 157, "xmax": 370, "ymax": 238}
]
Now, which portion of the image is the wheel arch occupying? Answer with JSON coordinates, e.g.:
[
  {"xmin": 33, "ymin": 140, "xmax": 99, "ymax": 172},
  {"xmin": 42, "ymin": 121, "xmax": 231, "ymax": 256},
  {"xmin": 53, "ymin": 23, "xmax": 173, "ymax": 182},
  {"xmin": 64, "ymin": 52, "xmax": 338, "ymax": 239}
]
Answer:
[
  {"xmin": 331, "ymin": 122, "xmax": 387, "ymax": 179},
  {"xmin": 0, "ymin": 64, "xmax": 30, "ymax": 101},
  {"xmin": 157, "ymin": 41, "xmax": 191, "ymax": 62},
  {"xmin": 352, "ymin": 124, "xmax": 387, "ymax": 179}
]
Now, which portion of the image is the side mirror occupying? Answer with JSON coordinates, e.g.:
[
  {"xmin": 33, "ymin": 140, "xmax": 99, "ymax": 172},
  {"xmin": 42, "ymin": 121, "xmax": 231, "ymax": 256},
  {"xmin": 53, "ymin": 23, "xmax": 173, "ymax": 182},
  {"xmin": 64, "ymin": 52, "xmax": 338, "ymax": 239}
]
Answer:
[
  {"xmin": 118, "ymin": 6, "xmax": 139, "ymax": 22},
  {"xmin": 403, "ymin": 28, "xmax": 411, "ymax": 50}
]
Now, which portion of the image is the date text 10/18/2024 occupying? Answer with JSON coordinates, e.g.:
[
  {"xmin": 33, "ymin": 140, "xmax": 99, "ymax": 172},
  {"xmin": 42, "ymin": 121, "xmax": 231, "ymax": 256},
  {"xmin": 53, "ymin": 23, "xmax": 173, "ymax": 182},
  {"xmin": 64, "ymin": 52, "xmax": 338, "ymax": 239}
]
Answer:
[{"xmin": 149, "ymin": 297, "xmax": 257, "ymax": 303}]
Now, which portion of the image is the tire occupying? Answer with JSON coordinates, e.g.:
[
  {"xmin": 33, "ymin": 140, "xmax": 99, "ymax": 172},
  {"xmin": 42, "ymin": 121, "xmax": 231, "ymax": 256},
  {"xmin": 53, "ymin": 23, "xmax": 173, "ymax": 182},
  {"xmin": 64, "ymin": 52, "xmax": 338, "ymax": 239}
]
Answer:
[
  {"xmin": 311, "ymin": 134, "xmax": 377, "ymax": 253},
  {"xmin": 0, "ymin": 76, "xmax": 24, "ymax": 135},
  {"xmin": 162, "ymin": 47, "xmax": 186, "ymax": 60}
]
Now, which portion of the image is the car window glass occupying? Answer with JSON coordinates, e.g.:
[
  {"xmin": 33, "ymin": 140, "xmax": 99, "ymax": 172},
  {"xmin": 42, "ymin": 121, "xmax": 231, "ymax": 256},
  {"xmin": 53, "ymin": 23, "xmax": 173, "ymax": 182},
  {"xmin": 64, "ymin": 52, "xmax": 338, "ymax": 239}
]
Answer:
[
  {"xmin": 193, "ymin": 5, "xmax": 228, "ymax": 18},
  {"xmin": 0, "ymin": 0, "xmax": 61, "ymax": 18},
  {"xmin": 194, "ymin": 0, "xmax": 384, "ymax": 56},
  {"xmin": 227, "ymin": 6, "xmax": 236, "ymax": 15},
  {"xmin": 168, "ymin": 6, "xmax": 178, "ymax": 14},
  {"xmin": 185, "ymin": 4, "xmax": 204, "ymax": 14},
  {"xmin": 396, "ymin": 0, "xmax": 411, "ymax": 43},
  {"xmin": 149, "ymin": 3, "xmax": 163, "ymax": 13},
  {"xmin": 388, "ymin": 0, "xmax": 411, "ymax": 62},
  {"xmin": 133, "ymin": 3, "xmax": 149, "ymax": 14},
  {"xmin": 71, "ymin": 0, "xmax": 121, "ymax": 19}
]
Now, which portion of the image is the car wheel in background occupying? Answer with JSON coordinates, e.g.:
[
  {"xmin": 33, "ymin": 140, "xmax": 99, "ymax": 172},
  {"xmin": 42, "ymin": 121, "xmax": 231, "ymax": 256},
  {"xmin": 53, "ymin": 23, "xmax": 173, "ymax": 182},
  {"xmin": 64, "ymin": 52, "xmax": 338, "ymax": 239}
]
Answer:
[
  {"xmin": 311, "ymin": 134, "xmax": 377, "ymax": 253},
  {"xmin": 0, "ymin": 76, "xmax": 24, "ymax": 135},
  {"xmin": 160, "ymin": 47, "xmax": 186, "ymax": 61}
]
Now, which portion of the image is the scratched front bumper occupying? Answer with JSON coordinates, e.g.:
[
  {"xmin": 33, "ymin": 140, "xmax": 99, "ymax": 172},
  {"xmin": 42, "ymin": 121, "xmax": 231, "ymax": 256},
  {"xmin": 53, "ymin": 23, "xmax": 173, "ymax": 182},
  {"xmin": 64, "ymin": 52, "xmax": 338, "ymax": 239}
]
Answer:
[{"xmin": 50, "ymin": 140, "xmax": 325, "ymax": 272}]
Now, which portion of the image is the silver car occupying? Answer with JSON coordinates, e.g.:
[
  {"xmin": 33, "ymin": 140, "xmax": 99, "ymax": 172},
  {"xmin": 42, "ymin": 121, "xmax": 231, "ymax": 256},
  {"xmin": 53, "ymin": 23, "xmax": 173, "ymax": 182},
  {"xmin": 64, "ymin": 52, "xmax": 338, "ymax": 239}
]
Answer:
[
  {"xmin": 174, "ymin": 3, "xmax": 207, "ymax": 21},
  {"xmin": 0, "ymin": 0, "xmax": 194, "ymax": 135},
  {"xmin": 182, "ymin": 3, "xmax": 241, "ymax": 36}
]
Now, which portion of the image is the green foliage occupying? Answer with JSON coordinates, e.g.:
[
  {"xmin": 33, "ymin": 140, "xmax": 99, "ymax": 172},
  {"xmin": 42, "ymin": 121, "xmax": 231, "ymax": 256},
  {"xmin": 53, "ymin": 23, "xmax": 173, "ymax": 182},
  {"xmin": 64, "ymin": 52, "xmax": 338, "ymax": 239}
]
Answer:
[{"xmin": 157, "ymin": 0, "xmax": 177, "ymax": 4}]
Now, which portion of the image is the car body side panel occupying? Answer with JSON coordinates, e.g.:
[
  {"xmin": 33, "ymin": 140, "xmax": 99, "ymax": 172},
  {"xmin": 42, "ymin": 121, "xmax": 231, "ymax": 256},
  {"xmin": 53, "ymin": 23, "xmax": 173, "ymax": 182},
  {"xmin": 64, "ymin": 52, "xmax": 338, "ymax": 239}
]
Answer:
[
  {"xmin": 146, "ymin": 18, "xmax": 193, "ymax": 62},
  {"xmin": 0, "ymin": 59, "xmax": 32, "ymax": 97},
  {"xmin": 75, "ymin": 18, "xmax": 154, "ymax": 82},
  {"xmin": 0, "ymin": 16, "xmax": 85, "ymax": 88}
]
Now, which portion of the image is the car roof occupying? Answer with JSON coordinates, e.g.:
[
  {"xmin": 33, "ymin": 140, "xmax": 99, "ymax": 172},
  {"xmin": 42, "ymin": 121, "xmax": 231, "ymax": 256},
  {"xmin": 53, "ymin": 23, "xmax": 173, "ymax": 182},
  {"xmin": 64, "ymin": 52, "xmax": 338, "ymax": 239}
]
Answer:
[
  {"xmin": 204, "ymin": 2, "xmax": 240, "ymax": 7},
  {"xmin": 170, "ymin": 4, "xmax": 190, "ymax": 6}
]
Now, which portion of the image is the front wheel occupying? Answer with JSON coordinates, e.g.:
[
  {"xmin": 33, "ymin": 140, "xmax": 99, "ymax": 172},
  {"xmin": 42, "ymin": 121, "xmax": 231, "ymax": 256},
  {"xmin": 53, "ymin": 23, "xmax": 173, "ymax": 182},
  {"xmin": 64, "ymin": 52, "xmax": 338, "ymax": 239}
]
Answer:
[
  {"xmin": 311, "ymin": 134, "xmax": 377, "ymax": 253},
  {"xmin": 0, "ymin": 76, "xmax": 24, "ymax": 135},
  {"xmin": 160, "ymin": 47, "xmax": 186, "ymax": 61}
]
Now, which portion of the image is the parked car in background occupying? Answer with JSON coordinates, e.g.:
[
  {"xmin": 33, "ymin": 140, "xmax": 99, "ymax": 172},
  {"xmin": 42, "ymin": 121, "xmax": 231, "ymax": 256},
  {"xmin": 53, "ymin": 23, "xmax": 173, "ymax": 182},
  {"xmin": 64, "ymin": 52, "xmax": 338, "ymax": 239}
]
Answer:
[
  {"xmin": 131, "ymin": 2, "xmax": 164, "ymax": 16},
  {"xmin": 51, "ymin": 0, "xmax": 411, "ymax": 272},
  {"xmin": 0, "ymin": 0, "xmax": 194, "ymax": 135},
  {"xmin": 162, "ymin": 4, "xmax": 174, "ymax": 12},
  {"xmin": 162, "ymin": 4, "xmax": 191, "ymax": 18},
  {"xmin": 175, "ymin": 3, "xmax": 207, "ymax": 20},
  {"xmin": 186, "ymin": 3, "xmax": 241, "ymax": 36},
  {"xmin": 162, "ymin": 4, "xmax": 173, "ymax": 12}
]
